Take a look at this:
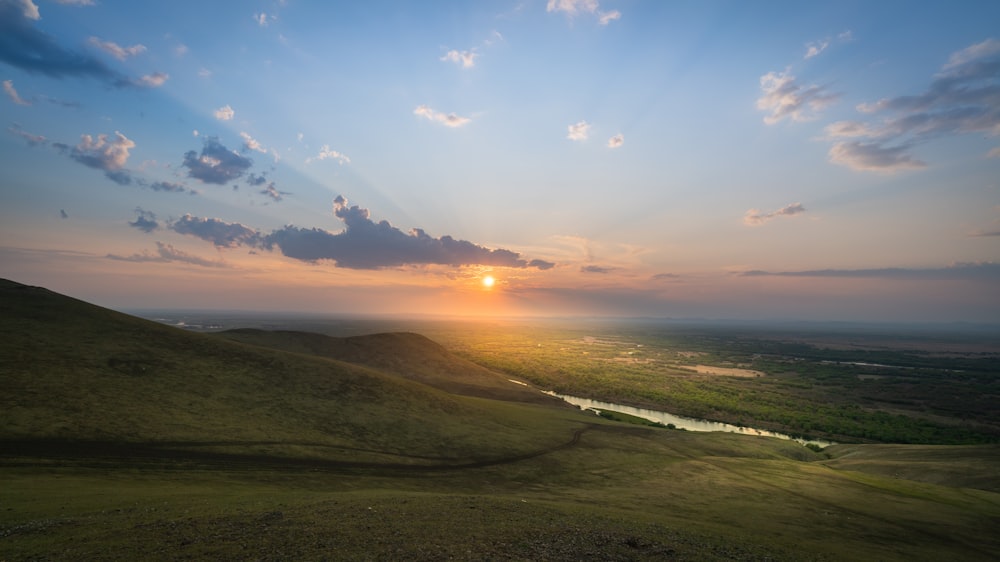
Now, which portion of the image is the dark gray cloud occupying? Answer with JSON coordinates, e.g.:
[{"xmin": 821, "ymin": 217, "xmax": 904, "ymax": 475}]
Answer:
[
  {"xmin": 148, "ymin": 180, "xmax": 187, "ymax": 193},
  {"xmin": 581, "ymin": 265, "xmax": 614, "ymax": 274},
  {"xmin": 171, "ymin": 214, "xmax": 263, "ymax": 248},
  {"xmin": 59, "ymin": 209, "xmax": 68, "ymax": 219},
  {"xmin": 260, "ymin": 182, "xmax": 288, "ymax": 202},
  {"xmin": 246, "ymin": 173, "xmax": 268, "ymax": 186},
  {"xmin": 0, "ymin": 0, "xmax": 126, "ymax": 85},
  {"xmin": 106, "ymin": 241, "xmax": 226, "ymax": 268},
  {"xmin": 825, "ymin": 38, "xmax": 1000, "ymax": 171},
  {"xmin": 651, "ymin": 272, "xmax": 679, "ymax": 281},
  {"xmin": 128, "ymin": 208, "xmax": 158, "ymax": 233},
  {"xmin": 740, "ymin": 262, "xmax": 1000, "ymax": 281},
  {"xmin": 182, "ymin": 136, "xmax": 253, "ymax": 185},
  {"xmin": 169, "ymin": 195, "xmax": 556, "ymax": 270},
  {"xmin": 104, "ymin": 169, "xmax": 133, "ymax": 185}
]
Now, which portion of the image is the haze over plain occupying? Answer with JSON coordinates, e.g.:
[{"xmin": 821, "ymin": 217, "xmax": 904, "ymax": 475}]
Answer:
[{"xmin": 2, "ymin": 0, "xmax": 998, "ymax": 321}]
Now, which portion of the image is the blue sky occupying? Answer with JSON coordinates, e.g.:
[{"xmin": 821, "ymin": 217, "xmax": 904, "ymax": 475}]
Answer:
[{"xmin": 2, "ymin": 0, "xmax": 998, "ymax": 321}]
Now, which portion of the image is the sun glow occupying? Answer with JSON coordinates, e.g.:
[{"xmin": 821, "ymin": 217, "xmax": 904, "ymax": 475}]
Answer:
[{"xmin": 482, "ymin": 275, "xmax": 496, "ymax": 288}]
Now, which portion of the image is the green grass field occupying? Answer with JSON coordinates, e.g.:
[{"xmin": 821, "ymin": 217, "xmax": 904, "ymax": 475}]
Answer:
[{"xmin": 2, "ymin": 279, "xmax": 998, "ymax": 560}]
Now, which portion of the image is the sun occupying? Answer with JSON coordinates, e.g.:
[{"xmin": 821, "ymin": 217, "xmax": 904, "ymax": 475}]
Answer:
[{"xmin": 481, "ymin": 275, "xmax": 496, "ymax": 289}]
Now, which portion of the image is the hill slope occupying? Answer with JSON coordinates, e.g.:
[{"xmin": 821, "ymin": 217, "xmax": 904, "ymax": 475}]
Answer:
[
  {"xmin": 215, "ymin": 328, "xmax": 563, "ymax": 405},
  {"xmin": 0, "ymin": 279, "xmax": 581, "ymax": 464}
]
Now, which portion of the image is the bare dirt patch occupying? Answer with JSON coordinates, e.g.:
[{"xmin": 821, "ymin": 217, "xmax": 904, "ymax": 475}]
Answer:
[{"xmin": 681, "ymin": 365, "xmax": 765, "ymax": 378}]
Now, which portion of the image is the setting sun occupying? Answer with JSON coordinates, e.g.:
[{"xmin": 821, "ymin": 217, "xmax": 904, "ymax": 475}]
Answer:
[{"xmin": 482, "ymin": 275, "xmax": 496, "ymax": 289}]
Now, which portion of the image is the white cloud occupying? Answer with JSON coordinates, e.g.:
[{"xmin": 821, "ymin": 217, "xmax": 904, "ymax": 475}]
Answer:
[
  {"xmin": 743, "ymin": 202, "xmax": 806, "ymax": 226},
  {"xmin": 757, "ymin": 69, "xmax": 839, "ymax": 124},
  {"xmin": 174, "ymin": 44, "xmax": 189, "ymax": 57},
  {"xmin": 413, "ymin": 105, "xmax": 471, "ymax": 128},
  {"xmin": 566, "ymin": 120, "xmax": 591, "ymax": 141},
  {"xmin": 134, "ymin": 72, "xmax": 168, "ymax": 88},
  {"xmin": 18, "ymin": 0, "xmax": 39, "ymax": 20},
  {"xmin": 804, "ymin": 39, "xmax": 829, "ymax": 60},
  {"xmin": 441, "ymin": 49, "xmax": 478, "ymax": 69},
  {"xmin": 214, "ymin": 104, "xmax": 234, "ymax": 121},
  {"xmin": 254, "ymin": 12, "xmax": 274, "ymax": 26},
  {"xmin": 3, "ymin": 80, "xmax": 30, "ymax": 105},
  {"xmin": 942, "ymin": 38, "xmax": 1000, "ymax": 71},
  {"xmin": 54, "ymin": 0, "xmax": 95, "ymax": 5},
  {"xmin": 71, "ymin": 131, "xmax": 135, "ymax": 171},
  {"xmin": 607, "ymin": 133, "xmax": 624, "ymax": 148},
  {"xmin": 198, "ymin": 68, "xmax": 212, "ymax": 78},
  {"xmin": 87, "ymin": 37, "xmax": 146, "ymax": 61},
  {"xmin": 192, "ymin": 129, "xmax": 199, "ymax": 137},
  {"xmin": 306, "ymin": 144, "xmax": 350, "ymax": 165},
  {"xmin": 598, "ymin": 10, "xmax": 621, "ymax": 25},
  {"xmin": 240, "ymin": 131, "xmax": 267, "ymax": 153},
  {"xmin": 547, "ymin": 0, "xmax": 620, "ymax": 24}
]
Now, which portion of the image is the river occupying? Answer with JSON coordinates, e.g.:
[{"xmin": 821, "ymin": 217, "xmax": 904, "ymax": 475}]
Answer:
[{"xmin": 545, "ymin": 391, "xmax": 835, "ymax": 448}]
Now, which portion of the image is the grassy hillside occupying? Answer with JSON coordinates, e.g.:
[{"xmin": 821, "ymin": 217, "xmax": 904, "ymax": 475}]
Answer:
[
  {"xmin": 2, "ymin": 278, "xmax": 998, "ymax": 561},
  {"xmin": 0, "ymin": 279, "xmax": 581, "ymax": 463},
  {"xmin": 215, "ymin": 328, "xmax": 563, "ymax": 406}
]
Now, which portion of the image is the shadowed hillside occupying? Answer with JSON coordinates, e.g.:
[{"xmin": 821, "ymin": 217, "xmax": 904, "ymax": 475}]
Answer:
[
  {"xmin": 0, "ymin": 279, "xmax": 582, "ymax": 464},
  {"xmin": 216, "ymin": 328, "xmax": 565, "ymax": 406}
]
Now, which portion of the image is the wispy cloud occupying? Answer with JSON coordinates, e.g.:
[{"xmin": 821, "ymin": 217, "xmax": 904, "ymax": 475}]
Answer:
[
  {"xmin": 107, "ymin": 242, "xmax": 226, "ymax": 268},
  {"xmin": 757, "ymin": 69, "xmax": 839, "ymax": 124},
  {"xmin": 254, "ymin": 12, "xmax": 274, "ymax": 27},
  {"xmin": 741, "ymin": 262, "xmax": 1000, "ymax": 281},
  {"xmin": 213, "ymin": 104, "xmax": 234, "ymax": 121},
  {"xmin": 804, "ymin": 30, "xmax": 852, "ymax": 60},
  {"xmin": 607, "ymin": 133, "xmax": 624, "ymax": 148},
  {"xmin": 3, "ymin": 79, "xmax": 30, "ymax": 105},
  {"xmin": 240, "ymin": 131, "xmax": 267, "ymax": 153},
  {"xmin": 170, "ymin": 196, "xmax": 556, "ymax": 271},
  {"xmin": 260, "ymin": 182, "xmax": 288, "ymax": 202},
  {"xmin": 441, "ymin": 49, "xmax": 478, "ymax": 68},
  {"xmin": 547, "ymin": 0, "xmax": 621, "ymax": 26},
  {"xmin": 567, "ymin": 120, "xmax": 591, "ymax": 141},
  {"xmin": 743, "ymin": 202, "xmax": 806, "ymax": 226},
  {"xmin": 87, "ymin": 37, "xmax": 146, "ymax": 61},
  {"xmin": 825, "ymin": 38, "xmax": 1000, "ymax": 172},
  {"xmin": 134, "ymin": 72, "xmax": 168, "ymax": 88},
  {"xmin": 414, "ymin": 105, "xmax": 471, "ymax": 128},
  {"xmin": 581, "ymin": 265, "xmax": 615, "ymax": 274},
  {"xmin": 7, "ymin": 123, "xmax": 46, "ymax": 145},
  {"xmin": 305, "ymin": 144, "xmax": 350, "ymax": 165}
]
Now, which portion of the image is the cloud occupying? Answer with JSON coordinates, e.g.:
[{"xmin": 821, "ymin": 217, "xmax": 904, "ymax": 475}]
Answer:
[
  {"xmin": 260, "ymin": 182, "xmax": 288, "ymax": 202},
  {"xmin": 240, "ymin": 131, "xmax": 267, "ymax": 153},
  {"xmin": 104, "ymin": 169, "xmax": 133, "ymax": 185},
  {"xmin": 171, "ymin": 215, "xmax": 263, "ymax": 248},
  {"xmin": 413, "ymin": 105, "xmax": 471, "ymax": 128},
  {"xmin": 134, "ymin": 72, "xmax": 168, "ymax": 88},
  {"xmin": 826, "ymin": 38, "xmax": 1000, "ymax": 172},
  {"xmin": 741, "ymin": 262, "xmax": 1000, "ymax": 281},
  {"xmin": 607, "ymin": 133, "xmax": 624, "ymax": 148},
  {"xmin": 988, "ymin": 147, "xmax": 1000, "ymax": 159},
  {"xmin": 581, "ymin": 265, "xmax": 614, "ymax": 274},
  {"xmin": 69, "ymin": 130, "xmax": 134, "ymax": 172},
  {"xmin": 107, "ymin": 242, "xmax": 226, "ymax": 268},
  {"xmin": 7, "ymin": 123, "xmax": 46, "ymax": 145},
  {"xmin": 171, "ymin": 196, "xmax": 556, "ymax": 271},
  {"xmin": 60, "ymin": 209, "xmax": 68, "ymax": 219},
  {"xmin": 804, "ymin": 39, "xmax": 829, "ymax": 60},
  {"xmin": 757, "ymin": 69, "xmax": 839, "ymax": 124},
  {"xmin": 246, "ymin": 173, "xmax": 267, "ymax": 186},
  {"xmin": 743, "ymin": 202, "xmax": 807, "ymax": 226},
  {"xmin": 567, "ymin": 120, "xmax": 590, "ymax": 141},
  {"xmin": 547, "ymin": 0, "xmax": 621, "ymax": 25},
  {"xmin": 827, "ymin": 141, "xmax": 925, "ymax": 173},
  {"xmin": 0, "ymin": 0, "xmax": 126, "ymax": 85},
  {"xmin": 54, "ymin": 0, "xmax": 94, "ymax": 5},
  {"xmin": 148, "ymin": 180, "xmax": 187, "ymax": 193},
  {"xmin": 214, "ymin": 104, "xmax": 234, "ymax": 121},
  {"xmin": 441, "ymin": 49, "xmax": 478, "ymax": 68},
  {"xmin": 128, "ymin": 208, "xmax": 159, "ymax": 233},
  {"xmin": 87, "ymin": 37, "xmax": 145, "ymax": 61},
  {"xmin": 254, "ymin": 12, "xmax": 274, "ymax": 26},
  {"xmin": 306, "ymin": 144, "xmax": 350, "ymax": 165},
  {"xmin": 181, "ymin": 136, "xmax": 253, "ymax": 185},
  {"xmin": 3, "ymin": 79, "xmax": 30, "ymax": 105}
]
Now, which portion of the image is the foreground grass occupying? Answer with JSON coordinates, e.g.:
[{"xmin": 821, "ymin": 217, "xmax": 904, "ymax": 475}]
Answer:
[{"xmin": 3, "ymin": 427, "xmax": 999, "ymax": 561}]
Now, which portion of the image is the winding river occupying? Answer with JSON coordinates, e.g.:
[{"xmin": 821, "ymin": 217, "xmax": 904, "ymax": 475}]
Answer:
[{"xmin": 545, "ymin": 391, "xmax": 835, "ymax": 448}]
